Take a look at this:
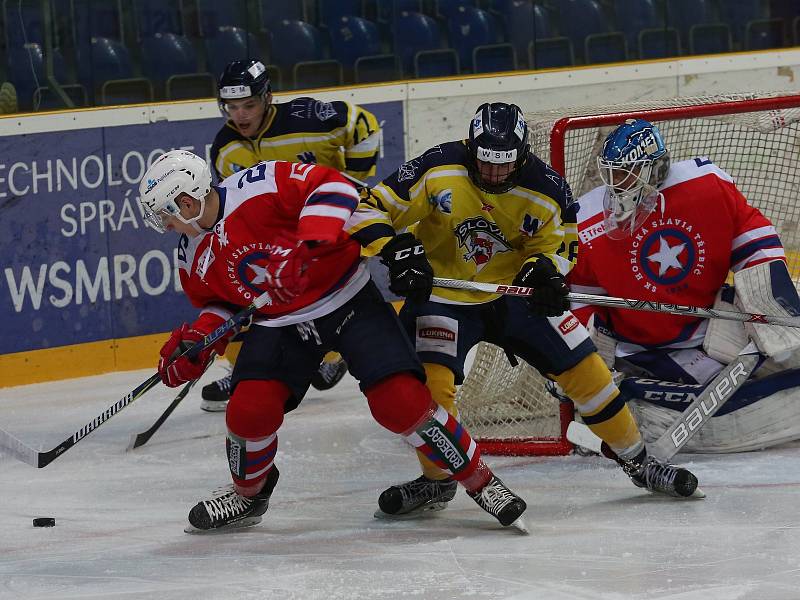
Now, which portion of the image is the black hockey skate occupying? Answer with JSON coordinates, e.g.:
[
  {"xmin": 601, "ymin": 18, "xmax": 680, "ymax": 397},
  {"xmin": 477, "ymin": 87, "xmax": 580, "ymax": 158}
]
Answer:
[
  {"xmin": 200, "ymin": 373, "xmax": 231, "ymax": 412},
  {"xmin": 376, "ymin": 475, "xmax": 457, "ymax": 518},
  {"xmin": 468, "ymin": 475, "xmax": 527, "ymax": 528},
  {"xmin": 624, "ymin": 454, "xmax": 702, "ymax": 498},
  {"xmin": 311, "ymin": 356, "xmax": 348, "ymax": 391},
  {"xmin": 186, "ymin": 467, "xmax": 279, "ymax": 533}
]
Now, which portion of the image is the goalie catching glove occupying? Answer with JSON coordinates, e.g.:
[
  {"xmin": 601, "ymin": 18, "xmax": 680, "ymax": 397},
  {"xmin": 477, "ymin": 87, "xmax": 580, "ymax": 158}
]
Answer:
[
  {"xmin": 513, "ymin": 254, "xmax": 569, "ymax": 317},
  {"xmin": 159, "ymin": 313, "xmax": 232, "ymax": 387},
  {"xmin": 379, "ymin": 233, "xmax": 434, "ymax": 304}
]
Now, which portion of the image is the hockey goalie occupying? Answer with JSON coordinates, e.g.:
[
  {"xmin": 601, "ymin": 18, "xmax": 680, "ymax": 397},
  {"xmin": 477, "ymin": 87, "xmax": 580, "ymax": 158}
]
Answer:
[{"xmin": 567, "ymin": 118, "xmax": 800, "ymax": 453}]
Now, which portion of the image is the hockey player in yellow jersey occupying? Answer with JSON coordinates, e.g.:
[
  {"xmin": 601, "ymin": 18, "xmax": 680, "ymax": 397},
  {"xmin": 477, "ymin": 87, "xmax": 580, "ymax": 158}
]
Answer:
[
  {"xmin": 201, "ymin": 59, "xmax": 381, "ymax": 409},
  {"xmin": 347, "ymin": 103, "xmax": 702, "ymax": 516}
]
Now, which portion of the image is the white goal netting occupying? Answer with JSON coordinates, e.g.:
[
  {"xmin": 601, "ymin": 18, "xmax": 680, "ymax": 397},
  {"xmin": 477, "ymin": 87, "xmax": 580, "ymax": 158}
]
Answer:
[{"xmin": 457, "ymin": 92, "xmax": 800, "ymax": 455}]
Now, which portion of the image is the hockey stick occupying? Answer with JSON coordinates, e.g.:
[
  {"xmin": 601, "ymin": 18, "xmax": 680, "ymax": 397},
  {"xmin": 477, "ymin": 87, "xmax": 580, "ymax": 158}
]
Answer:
[
  {"xmin": 431, "ymin": 278, "xmax": 800, "ymax": 328},
  {"xmin": 126, "ymin": 377, "xmax": 200, "ymax": 451},
  {"xmin": 566, "ymin": 342, "xmax": 762, "ymax": 462},
  {"xmin": 0, "ymin": 291, "xmax": 274, "ymax": 468}
]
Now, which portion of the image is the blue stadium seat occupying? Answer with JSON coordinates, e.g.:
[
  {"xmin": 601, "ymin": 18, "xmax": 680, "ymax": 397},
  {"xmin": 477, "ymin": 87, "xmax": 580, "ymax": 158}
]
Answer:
[
  {"xmin": 718, "ymin": 0, "xmax": 768, "ymax": 44},
  {"xmin": 585, "ymin": 32, "xmax": 627, "ymax": 64},
  {"xmin": 556, "ymin": 0, "xmax": 611, "ymax": 62},
  {"xmin": 472, "ymin": 43, "xmax": 516, "ymax": 73},
  {"xmin": 329, "ymin": 16, "xmax": 382, "ymax": 68},
  {"xmin": 612, "ymin": 0, "xmax": 662, "ymax": 57},
  {"xmin": 6, "ymin": 43, "xmax": 67, "ymax": 110},
  {"xmin": 268, "ymin": 20, "xmax": 325, "ymax": 71},
  {"xmin": 318, "ymin": 0, "xmax": 363, "ymax": 28},
  {"xmin": 414, "ymin": 48, "xmax": 459, "ymax": 78},
  {"xmin": 638, "ymin": 27, "xmax": 680, "ymax": 59},
  {"xmin": 204, "ymin": 27, "xmax": 260, "ymax": 79},
  {"xmin": 689, "ymin": 23, "xmax": 732, "ymax": 55},
  {"xmin": 259, "ymin": 0, "xmax": 304, "ymax": 29},
  {"xmin": 447, "ymin": 6, "xmax": 498, "ymax": 72},
  {"xmin": 376, "ymin": 0, "xmax": 421, "ymax": 23},
  {"xmin": 499, "ymin": 1, "xmax": 553, "ymax": 68},
  {"xmin": 436, "ymin": 0, "xmax": 476, "ymax": 19},
  {"xmin": 529, "ymin": 37, "xmax": 574, "ymax": 69},
  {"xmin": 393, "ymin": 12, "xmax": 442, "ymax": 76},
  {"xmin": 140, "ymin": 33, "xmax": 197, "ymax": 83},
  {"xmin": 133, "ymin": 0, "xmax": 183, "ymax": 39},
  {"xmin": 196, "ymin": 0, "xmax": 249, "ymax": 36},
  {"xmin": 745, "ymin": 18, "xmax": 785, "ymax": 50},
  {"xmin": 78, "ymin": 36, "xmax": 133, "ymax": 91},
  {"xmin": 666, "ymin": 0, "xmax": 719, "ymax": 47}
]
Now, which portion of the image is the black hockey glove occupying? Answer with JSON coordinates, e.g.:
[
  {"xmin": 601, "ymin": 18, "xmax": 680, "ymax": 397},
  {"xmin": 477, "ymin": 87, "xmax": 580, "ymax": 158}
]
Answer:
[
  {"xmin": 379, "ymin": 233, "xmax": 434, "ymax": 304},
  {"xmin": 513, "ymin": 255, "xmax": 569, "ymax": 317}
]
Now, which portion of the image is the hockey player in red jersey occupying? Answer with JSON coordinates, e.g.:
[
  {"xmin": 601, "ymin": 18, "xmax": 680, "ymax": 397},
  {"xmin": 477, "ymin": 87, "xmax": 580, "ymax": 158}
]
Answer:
[
  {"xmin": 138, "ymin": 150, "xmax": 527, "ymax": 532},
  {"xmin": 568, "ymin": 118, "xmax": 800, "ymax": 452}
]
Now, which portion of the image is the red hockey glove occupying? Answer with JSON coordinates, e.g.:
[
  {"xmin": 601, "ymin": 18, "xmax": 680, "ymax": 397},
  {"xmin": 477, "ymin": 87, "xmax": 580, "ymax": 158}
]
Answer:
[
  {"xmin": 513, "ymin": 255, "xmax": 570, "ymax": 317},
  {"xmin": 264, "ymin": 239, "xmax": 312, "ymax": 304},
  {"xmin": 158, "ymin": 313, "xmax": 230, "ymax": 387}
]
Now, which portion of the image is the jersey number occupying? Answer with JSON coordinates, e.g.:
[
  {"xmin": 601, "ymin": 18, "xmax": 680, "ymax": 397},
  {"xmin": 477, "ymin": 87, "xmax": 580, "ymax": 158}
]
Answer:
[
  {"xmin": 557, "ymin": 240, "xmax": 579, "ymax": 263},
  {"xmin": 237, "ymin": 162, "xmax": 267, "ymax": 189}
]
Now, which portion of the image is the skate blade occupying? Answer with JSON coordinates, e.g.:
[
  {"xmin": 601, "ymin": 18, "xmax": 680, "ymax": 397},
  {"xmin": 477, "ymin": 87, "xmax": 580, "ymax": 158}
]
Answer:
[
  {"xmin": 689, "ymin": 486, "xmax": 706, "ymax": 499},
  {"xmin": 183, "ymin": 516, "xmax": 262, "ymax": 534},
  {"xmin": 509, "ymin": 516, "xmax": 529, "ymax": 535},
  {"xmin": 373, "ymin": 502, "xmax": 449, "ymax": 520},
  {"xmin": 200, "ymin": 400, "xmax": 228, "ymax": 413}
]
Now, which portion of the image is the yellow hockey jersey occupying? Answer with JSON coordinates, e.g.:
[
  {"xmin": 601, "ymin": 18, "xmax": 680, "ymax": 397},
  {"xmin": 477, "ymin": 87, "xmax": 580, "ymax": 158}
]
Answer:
[
  {"xmin": 210, "ymin": 96, "xmax": 380, "ymax": 181},
  {"xmin": 347, "ymin": 141, "xmax": 578, "ymax": 304}
]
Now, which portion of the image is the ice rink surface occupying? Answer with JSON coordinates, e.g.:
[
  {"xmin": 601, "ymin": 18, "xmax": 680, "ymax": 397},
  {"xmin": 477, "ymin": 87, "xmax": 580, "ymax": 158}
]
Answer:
[{"xmin": 2, "ymin": 363, "xmax": 800, "ymax": 600}]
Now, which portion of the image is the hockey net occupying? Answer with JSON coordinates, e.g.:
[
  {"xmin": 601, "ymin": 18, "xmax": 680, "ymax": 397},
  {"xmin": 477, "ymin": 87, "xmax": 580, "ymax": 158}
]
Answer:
[{"xmin": 457, "ymin": 92, "xmax": 800, "ymax": 456}]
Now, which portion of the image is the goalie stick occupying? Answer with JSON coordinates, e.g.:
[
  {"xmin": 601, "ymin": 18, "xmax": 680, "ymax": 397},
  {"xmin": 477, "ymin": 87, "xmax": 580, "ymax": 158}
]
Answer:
[
  {"xmin": 431, "ymin": 278, "xmax": 800, "ymax": 328},
  {"xmin": 126, "ymin": 377, "xmax": 200, "ymax": 451},
  {"xmin": 566, "ymin": 342, "xmax": 762, "ymax": 462},
  {"xmin": 0, "ymin": 290, "xmax": 274, "ymax": 468}
]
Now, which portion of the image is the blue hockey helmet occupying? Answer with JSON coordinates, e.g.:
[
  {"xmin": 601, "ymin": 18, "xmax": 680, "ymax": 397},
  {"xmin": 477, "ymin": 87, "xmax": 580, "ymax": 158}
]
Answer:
[
  {"xmin": 467, "ymin": 102, "xmax": 530, "ymax": 194},
  {"xmin": 597, "ymin": 118, "xmax": 670, "ymax": 238},
  {"xmin": 217, "ymin": 59, "xmax": 271, "ymax": 115}
]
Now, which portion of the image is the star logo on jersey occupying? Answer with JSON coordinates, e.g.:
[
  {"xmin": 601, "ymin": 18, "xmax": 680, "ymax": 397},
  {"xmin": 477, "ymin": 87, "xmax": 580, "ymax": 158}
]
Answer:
[
  {"xmin": 397, "ymin": 161, "xmax": 418, "ymax": 182},
  {"xmin": 647, "ymin": 236, "xmax": 686, "ymax": 276},
  {"xmin": 454, "ymin": 216, "xmax": 512, "ymax": 271},
  {"xmin": 628, "ymin": 223, "xmax": 704, "ymax": 293}
]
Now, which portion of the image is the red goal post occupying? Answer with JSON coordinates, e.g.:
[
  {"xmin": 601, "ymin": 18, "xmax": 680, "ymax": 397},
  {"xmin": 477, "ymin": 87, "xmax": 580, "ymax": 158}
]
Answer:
[{"xmin": 456, "ymin": 92, "xmax": 800, "ymax": 456}]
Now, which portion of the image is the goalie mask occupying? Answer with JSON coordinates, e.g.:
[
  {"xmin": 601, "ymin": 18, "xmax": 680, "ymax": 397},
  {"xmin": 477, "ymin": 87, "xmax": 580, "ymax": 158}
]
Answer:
[
  {"xmin": 217, "ymin": 59, "xmax": 271, "ymax": 117},
  {"xmin": 597, "ymin": 118, "xmax": 670, "ymax": 239},
  {"xmin": 139, "ymin": 150, "xmax": 212, "ymax": 233},
  {"xmin": 467, "ymin": 102, "xmax": 530, "ymax": 194}
]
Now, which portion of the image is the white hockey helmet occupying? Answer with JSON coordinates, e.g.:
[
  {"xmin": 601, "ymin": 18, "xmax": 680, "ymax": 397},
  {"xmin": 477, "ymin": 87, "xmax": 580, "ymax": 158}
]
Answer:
[{"xmin": 138, "ymin": 150, "xmax": 212, "ymax": 232}]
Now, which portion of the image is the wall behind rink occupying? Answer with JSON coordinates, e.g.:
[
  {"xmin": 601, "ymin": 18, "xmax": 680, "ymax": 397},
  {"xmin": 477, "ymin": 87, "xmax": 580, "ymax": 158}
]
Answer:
[{"xmin": 1, "ymin": 50, "xmax": 799, "ymax": 386}]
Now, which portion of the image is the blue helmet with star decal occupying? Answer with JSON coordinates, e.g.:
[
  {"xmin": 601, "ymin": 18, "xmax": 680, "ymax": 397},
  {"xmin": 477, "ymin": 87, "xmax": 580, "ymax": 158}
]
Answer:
[{"xmin": 597, "ymin": 118, "xmax": 670, "ymax": 238}]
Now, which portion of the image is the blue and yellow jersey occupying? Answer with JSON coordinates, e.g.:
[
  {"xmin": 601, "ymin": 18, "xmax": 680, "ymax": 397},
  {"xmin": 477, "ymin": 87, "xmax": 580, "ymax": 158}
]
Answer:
[
  {"xmin": 347, "ymin": 141, "xmax": 578, "ymax": 304},
  {"xmin": 210, "ymin": 97, "xmax": 380, "ymax": 181}
]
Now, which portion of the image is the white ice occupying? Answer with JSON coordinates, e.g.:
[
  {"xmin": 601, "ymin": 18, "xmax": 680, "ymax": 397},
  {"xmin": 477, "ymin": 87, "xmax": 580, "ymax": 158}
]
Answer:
[{"xmin": 2, "ymin": 363, "xmax": 800, "ymax": 600}]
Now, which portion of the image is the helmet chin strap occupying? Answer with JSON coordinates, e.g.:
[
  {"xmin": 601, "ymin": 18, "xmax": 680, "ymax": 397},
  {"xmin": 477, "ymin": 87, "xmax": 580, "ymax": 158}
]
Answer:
[{"xmin": 173, "ymin": 196, "xmax": 207, "ymax": 232}]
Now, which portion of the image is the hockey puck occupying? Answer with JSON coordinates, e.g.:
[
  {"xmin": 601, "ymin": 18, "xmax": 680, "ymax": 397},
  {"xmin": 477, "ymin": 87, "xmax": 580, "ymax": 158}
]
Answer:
[{"xmin": 32, "ymin": 517, "xmax": 55, "ymax": 527}]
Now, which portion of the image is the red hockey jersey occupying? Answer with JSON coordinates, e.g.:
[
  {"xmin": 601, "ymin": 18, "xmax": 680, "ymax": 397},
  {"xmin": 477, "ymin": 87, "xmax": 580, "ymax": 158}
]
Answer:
[
  {"xmin": 176, "ymin": 161, "xmax": 367, "ymax": 326},
  {"xmin": 569, "ymin": 158, "xmax": 785, "ymax": 351}
]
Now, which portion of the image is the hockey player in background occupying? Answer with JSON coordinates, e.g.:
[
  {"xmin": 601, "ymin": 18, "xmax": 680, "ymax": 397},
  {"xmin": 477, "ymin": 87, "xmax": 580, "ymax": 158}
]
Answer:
[
  {"xmin": 347, "ymin": 103, "xmax": 701, "ymax": 519},
  {"xmin": 201, "ymin": 59, "xmax": 382, "ymax": 409},
  {"xmin": 568, "ymin": 118, "xmax": 800, "ymax": 452},
  {"xmin": 137, "ymin": 150, "xmax": 527, "ymax": 532}
]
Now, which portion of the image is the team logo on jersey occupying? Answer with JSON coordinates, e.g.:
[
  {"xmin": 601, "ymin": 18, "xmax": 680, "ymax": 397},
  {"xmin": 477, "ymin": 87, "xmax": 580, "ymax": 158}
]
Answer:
[
  {"xmin": 628, "ymin": 221, "xmax": 706, "ymax": 293},
  {"xmin": 428, "ymin": 189, "xmax": 452, "ymax": 214},
  {"xmin": 314, "ymin": 101, "xmax": 337, "ymax": 121},
  {"xmin": 398, "ymin": 160, "xmax": 418, "ymax": 182},
  {"xmin": 214, "ymin": 220, "xmax": 229, "ymax": 247},
  {"xmin": 454, "ymin": 216, "xmax": 512, "ymax": 271}
]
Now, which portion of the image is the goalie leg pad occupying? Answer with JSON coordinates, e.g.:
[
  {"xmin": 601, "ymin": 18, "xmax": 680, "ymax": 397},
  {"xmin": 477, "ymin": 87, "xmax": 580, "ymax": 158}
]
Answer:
[
  {"xmin": 551, "ymin": 353, "xmax": 643, "ymax": 460},
  {"xmin": 226, "ymin": 379, "xmax": 288, "ymax": 496},
  {"xmin": 734, "ymin": 260, "xmax": 800, "ymax": 367}
]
